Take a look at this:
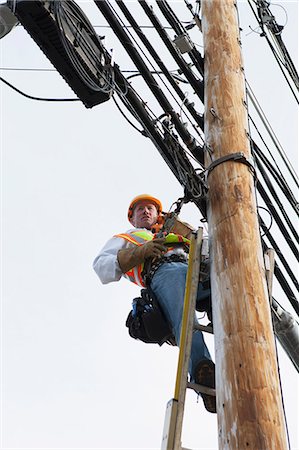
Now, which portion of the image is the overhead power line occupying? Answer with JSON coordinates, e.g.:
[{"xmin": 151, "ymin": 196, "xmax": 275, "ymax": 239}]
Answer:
[
  {"xmin": 0, "ymin": 75, "xmax": 79, "ymax": 102},
  {"xmin": 247, "ymin": 0, "xmax": 299, "ymax": 103},
  {"xmin": 246, "ymin": 81, "xmax": 299, "ymax": 188}
]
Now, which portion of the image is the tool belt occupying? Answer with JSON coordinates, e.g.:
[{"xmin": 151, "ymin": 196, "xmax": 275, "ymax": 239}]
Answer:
[
  {"xmin": 143, "ymin": 253, "xmax": 188, "ymax": 286},
  {"xmin": 125, "ymin": 288, "xmax": 176, "ymax": 346}
]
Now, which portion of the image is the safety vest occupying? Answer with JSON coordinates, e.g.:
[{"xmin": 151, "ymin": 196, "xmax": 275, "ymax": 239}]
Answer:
[{"xmin": 114, "ymin": 230, "xmax": 190, "ymax": 287}]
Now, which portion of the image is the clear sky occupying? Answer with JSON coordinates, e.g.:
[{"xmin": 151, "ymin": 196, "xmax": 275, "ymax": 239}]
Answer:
[{"xmin": 1, "ymin": 1, "xmax": 298, "ymax": 449}]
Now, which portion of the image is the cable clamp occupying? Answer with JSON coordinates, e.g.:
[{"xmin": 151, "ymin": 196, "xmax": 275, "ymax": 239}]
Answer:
[{"xmin": 206, "ymin": 152, "xmax": 257, "ymax": 181}]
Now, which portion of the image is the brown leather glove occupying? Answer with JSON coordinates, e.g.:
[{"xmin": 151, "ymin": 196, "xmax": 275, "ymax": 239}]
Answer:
[{"xmin": 117, "ymin": 238, "xmax": 166, "ymax": 273}]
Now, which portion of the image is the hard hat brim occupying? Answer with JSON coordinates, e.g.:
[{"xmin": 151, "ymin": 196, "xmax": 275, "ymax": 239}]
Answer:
[{"xmin": 128, "ymin": 194, "xmax": 162, "ymax": 223}]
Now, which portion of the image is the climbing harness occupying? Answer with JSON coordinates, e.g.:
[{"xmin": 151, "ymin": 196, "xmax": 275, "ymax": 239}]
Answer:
[
  {"xmin": 143, "ymin": 253, "xmax": 188, "ymax": 286},
  {"xmin": 115, "ymin": 230, "xmax": 190, "ymax": 286}
]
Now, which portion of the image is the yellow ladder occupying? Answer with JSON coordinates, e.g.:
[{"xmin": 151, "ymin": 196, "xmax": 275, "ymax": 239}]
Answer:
[{"xmin": 161, "ymin": 228, "xmax": 215, "ymax": 450}]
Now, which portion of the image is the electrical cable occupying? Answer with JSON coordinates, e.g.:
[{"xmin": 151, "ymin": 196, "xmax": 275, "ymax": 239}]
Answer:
[
  {"xmin": 156, "ymin": 0, "xmax": 204, "ymax": 77},
  {"xmin": 0, "ymin": 75, "xmax": 79, "ymax": 102},
  {"xmin": 113, "ymin": 0, "xmax": 205, "ymax": 144},
  {"xmin": 138, "ymin": 0, "xmax": 204, "ymax": 102},
  {"xmin": 124, "ymin": 79, "xmax": 205, "ymax": 169},
  {"xmin": 126, "ymin": 71, "xmax": 189, "ymax": 84},
  {"xmin": 94, "ymin": 0, "xmax": 205, "ymax": 166},
  {"xmin": 112, "ymin": 94, "xmax": 145, "ymax": 134},
  {"xmin": 112, "ymin": 65, "xmax": 207, "ymax": 204},
  {"xmin": 273, "ymin": 261, "xmax": 299, "ymax": 317},
  {"xmin": 260, "ymin": 217, "xmax": 299, "ymax": 295},
  {"xmin": 0, "ymin": 66, "xmax": 190, "ymax": 85},
  {"xmin": 93, "ymin": 24, "xmax": 173, "ymax": 29},
  {"xmin": 247, "ymin": 0, "xmax": 299, "ymax": 102},
  {"xmin": 257, "ymin": 179, "xmax": 299, "ymax": 258},
  {"xmin": 114, "ymin": 1, "xmax": 204, "ymax": 137},
  {"xmin": 265, "ymin": 35, "xmax": 299, "ymax": 104},
  {"xmin": 255, "ymin": 157, "xmax": 299, "ymax": 244},
  {"xmin": 0, "ymin": 67, "xmax": 56, "ymax": 72},
  {"xmin": 113, "ymin": 64, "xmax": 191, "ymax": 175},
  {"xmin": 251, "ymin": 137, "xmax": 299, "ymax": 216},
  {"xmin": 53, "ymin": 0, "xmax": 115, "ymax": 95},
  {"xmin": 246, "ymin": 82, "xmax": 299, "ymax": 188},
  {"xmin": 258, "ymin": 205, "xmax": 273, "ymax": 237}
]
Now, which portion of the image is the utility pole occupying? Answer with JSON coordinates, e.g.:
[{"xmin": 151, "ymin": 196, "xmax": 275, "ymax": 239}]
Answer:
[{"xmin": 201, "ymin": 1, "xmax": 288, "ymax": 448}]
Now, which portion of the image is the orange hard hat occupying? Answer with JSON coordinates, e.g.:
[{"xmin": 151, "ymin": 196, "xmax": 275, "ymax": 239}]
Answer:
[{"xmin": 128, "ymin": 194, "xmax": 163, "ymax": 223}]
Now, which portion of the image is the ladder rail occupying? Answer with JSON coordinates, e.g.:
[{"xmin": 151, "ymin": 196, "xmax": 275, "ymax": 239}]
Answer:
[{"xmin": 161, "ymin": 229, "xmax": 203, "ymax": 450}]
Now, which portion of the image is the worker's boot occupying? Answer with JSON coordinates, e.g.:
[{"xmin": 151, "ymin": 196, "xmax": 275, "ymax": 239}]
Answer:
[{"xmin": 194, "ymin": 359, "xmax": 216, "ymax": 413}]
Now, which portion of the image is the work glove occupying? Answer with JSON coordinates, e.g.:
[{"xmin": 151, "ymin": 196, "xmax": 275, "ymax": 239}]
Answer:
[{"xmin": 117, "ymin": 238, "xmax": 166, "ymax": 273}]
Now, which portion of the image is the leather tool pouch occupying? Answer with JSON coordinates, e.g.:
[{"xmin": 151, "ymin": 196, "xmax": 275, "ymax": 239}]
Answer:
[{"xmin": 126, "ymin": 289, "xmax": 176, "ymax": 346}]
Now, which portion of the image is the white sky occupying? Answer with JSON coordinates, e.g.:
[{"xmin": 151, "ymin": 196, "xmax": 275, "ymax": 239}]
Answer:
[{"xmin": 1, "ymin": 1, "xmax": 298, "ymax": 449}]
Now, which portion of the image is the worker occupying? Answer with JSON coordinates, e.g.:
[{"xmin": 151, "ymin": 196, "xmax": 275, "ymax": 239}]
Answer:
[{"xmin": 93, "ymin": 194, "xmax": 216, "ymax": 413}]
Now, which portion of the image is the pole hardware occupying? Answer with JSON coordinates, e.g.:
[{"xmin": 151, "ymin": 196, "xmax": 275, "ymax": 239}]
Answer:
[
  {"xmin": 205, "ymin": 151, "xmax": 257, "ymax": 180},
  {"xmin": 209, "ymin": 107, "xmax": 220, "ymax": 119}
]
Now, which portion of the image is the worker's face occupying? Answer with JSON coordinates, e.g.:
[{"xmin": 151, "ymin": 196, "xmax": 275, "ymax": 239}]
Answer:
[{"xmin": 131, "ymin": 200, "xmax": 158, "ymax": 229}]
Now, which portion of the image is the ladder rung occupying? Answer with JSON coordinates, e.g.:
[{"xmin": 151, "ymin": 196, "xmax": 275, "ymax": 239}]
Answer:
[
  {"xmin": 194, "ymin": 323, "xmax": 213, "ymax": 334},
  {"xmin": 187, "ymin": 382, "xmax": 216, "ymax": 397}
]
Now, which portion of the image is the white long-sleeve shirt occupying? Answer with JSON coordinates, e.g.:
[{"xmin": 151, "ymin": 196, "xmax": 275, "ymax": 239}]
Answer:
[{"xmin": 93, "ymin": 228, "xmax": 138, "ymax": 284}]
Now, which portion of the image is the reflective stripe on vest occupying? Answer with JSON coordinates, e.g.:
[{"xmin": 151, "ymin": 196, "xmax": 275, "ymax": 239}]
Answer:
[
  {"xmin": 114, "ymin": 231, "xmax": 190, "ymax": 286},
  {"xmin": 115, "ymin": 230, "xmax": 153, "ymax": 246},
  {"xmin": 114, "ymin": 231, "xmax": 153, "ymax": 286}
]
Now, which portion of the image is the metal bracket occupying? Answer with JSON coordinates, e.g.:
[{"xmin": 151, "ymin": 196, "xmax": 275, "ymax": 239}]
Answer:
[{"xmin": 206, "ymin": 152, "xmax": 257, "ymax": 181}]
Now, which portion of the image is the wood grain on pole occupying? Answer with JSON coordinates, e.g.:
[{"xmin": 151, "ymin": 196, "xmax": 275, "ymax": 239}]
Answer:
[{"xmin": 201, "ymin": 1, "xmax": 288, "ymax": 448}]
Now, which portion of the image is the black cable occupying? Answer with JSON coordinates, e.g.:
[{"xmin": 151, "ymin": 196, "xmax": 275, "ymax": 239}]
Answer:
[
  {"xmin": 53, "ymin": 1, "xmax": 114, "ymax": 94},
  {"xmin": 94, "ymin": 0, "xmax": 203, "ymax": 161},
  {"xmin": 265, "ymin": 35, "xmax": 299, "ymax": 104},
  {"xmin": 138, "ymin": 0, "xmax": 204, "ymax": 102},
  {"xmin": 273, "ymin": 262, "xmax": 299, "ymax": 317},
  {"xmin": 258, "ymin": 205, "xmax": 273, "ymax": 237},
  {"xmin": 112, "ymin": 0, "xmax": 204, "ymax": 151},
  {"xmin": 93, "ymin": 24, "xmax": 174, "ymax": 29},
  {"xmin": 108, "ymin": 62, "xmax": 208, "ymax": 213},
  {"xmin": 257, "ymin": 2, "xmax": 299, "ymax": 91},
  {"xmin": 112, "ymin": 94, "xmax": 144, "ymax": 134},
  {"xmin": 0, "ymin": 76, "xmax": 79, "ymax": 102},
  {"xmin": 256, "ymin": 159, "xmax": 299, "ymax": 245},
  {"xmin": 110, "ymin": 64, "xmax": 192, "ymax": 195},
  {"xmin": 260, "ymin": 218, "xmax": 299, "ymax": 295},
  {"xmin": 1, "ymin": 67, "xmax": 187, "ymax": 82},
  {"xmin": 247, "ymin": 0, "xmax": 299, "ymax": 103},
  {"xmin": 251, "ymin": 136, "xmax": 299, "ymax": 215},
  {"xmin": 257, "ymin": 180, "xmax": 299, "ymax": 259},
  {"xmin": 156, "ymin": 0, "xmax": 204, "ymax": 77},
  {"xmin": 246, "ymin": 84, "xmax": 299, "ymax": 188},
  {"xmin": 0, "ymin": 67, "xmax": 56, "ymax": 72},
  {"xmin": 126, "ymin": 71, "xmax": 188, "ymax": 84},
  {"xmin": 115, "ymin": 1, "xmax": 204, "ymax": 140}
]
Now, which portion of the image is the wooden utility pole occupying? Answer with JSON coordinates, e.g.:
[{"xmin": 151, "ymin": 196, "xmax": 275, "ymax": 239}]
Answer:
[{"xmin": 201, "ymin": 1, "xmax": 288, "ymax": 448}]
